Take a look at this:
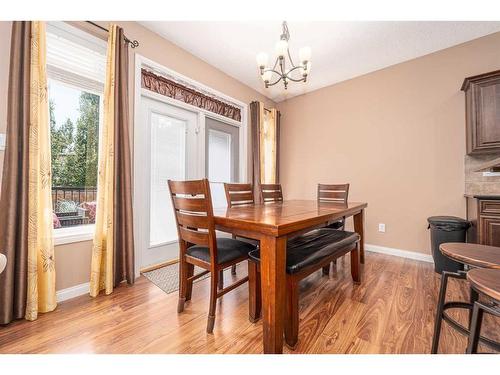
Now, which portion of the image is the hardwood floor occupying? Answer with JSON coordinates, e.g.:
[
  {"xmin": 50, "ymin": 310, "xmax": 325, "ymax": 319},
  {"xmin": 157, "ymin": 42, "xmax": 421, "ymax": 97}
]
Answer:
[{"xmin": 0, "ymin": 252, "xmax": 498, "ymax": 354}]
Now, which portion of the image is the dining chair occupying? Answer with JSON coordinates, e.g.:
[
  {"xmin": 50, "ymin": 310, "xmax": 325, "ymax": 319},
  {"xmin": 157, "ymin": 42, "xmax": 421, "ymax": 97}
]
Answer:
[
  {"xmin": 221, "ymin": 183, "xmax": 256, "ymax": 282},
  {"xmin": 224, "ymin": 183, "xmax": 255, "ymax": 207},
  {"xmin": 318, "ymin": 183, "xmax": 350, "ymax": 274},
  {"xmin": 247, "ymin": 229, "xmax": 361, "ymax": 349},
  {"xmin": 168, "ymin": 178, "xmax": 257, "ymax": 333},
  {"xmin": 317, "ymin": 183, "xmax": 349, "ymax": 229},
  {"xmin": 260, "ymin": 183, "xmax": 283, "ymax": 203}
]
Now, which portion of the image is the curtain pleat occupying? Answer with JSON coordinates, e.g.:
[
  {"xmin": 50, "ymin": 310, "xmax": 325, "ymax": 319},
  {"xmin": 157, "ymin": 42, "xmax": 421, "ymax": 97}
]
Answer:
[
  {"xmin": 275, "ymin": 110, "xmax": 281, "ymax": 183},
  {"xmin": 90, "ymin": 24, "xmax": 134, "ymax": 297},
  {"xmin": 26, "ymin": 21, "xmax": 57, "ymax": 320},
  {"xmin": 0, "ymin": 21, "xmax": 31, "ymax": 325},
  {"xmin": 250, "ymin": 101, "xmax": 262, "ymax": 203}
]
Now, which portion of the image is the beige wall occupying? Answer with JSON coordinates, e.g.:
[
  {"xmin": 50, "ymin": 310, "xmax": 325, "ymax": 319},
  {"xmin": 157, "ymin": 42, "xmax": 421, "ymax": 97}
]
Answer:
[
  {"xmin": 277, "ymin": 31, "xmax": 500, "ymax": 255},
  {"xmin": 0, "ymin": 21, "xmax": 273, "ymax": 291}
]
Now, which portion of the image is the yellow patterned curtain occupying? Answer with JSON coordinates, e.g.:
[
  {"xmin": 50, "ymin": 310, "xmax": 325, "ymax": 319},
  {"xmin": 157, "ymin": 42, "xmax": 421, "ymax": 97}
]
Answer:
[
  {"xmin": 26, "ymin": 21, "xmax": 57, "ymax": 321},
  {"xmin": 259, "ymin": 107, "xmax": 278, "ymax": 184},
  {"xmin": 89, "ymin": 25, "xmax": 117, "ymax": 297}
]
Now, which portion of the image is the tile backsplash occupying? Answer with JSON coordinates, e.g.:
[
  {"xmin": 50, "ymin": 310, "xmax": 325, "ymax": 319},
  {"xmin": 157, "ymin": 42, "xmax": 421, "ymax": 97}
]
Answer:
[{"xmin": 465, "ymin": 154, "xmax": 500, "ymax": 195}]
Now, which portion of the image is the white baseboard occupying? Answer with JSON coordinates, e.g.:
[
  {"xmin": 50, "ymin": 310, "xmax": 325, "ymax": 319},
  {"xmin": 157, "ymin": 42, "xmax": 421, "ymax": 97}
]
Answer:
[
  {"xmin": 365, "ymin": 244, "xmax": 433, "ymax": 263},
  {"xmin": 56, "ymin": 282, "xmax": 89, "ymax": 303}
]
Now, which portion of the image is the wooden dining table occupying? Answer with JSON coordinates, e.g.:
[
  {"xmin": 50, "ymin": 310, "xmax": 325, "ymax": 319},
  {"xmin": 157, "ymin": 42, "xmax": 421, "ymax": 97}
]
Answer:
[{"xmin": 213, "ymin": 199, "xmax": 367, "ymax": 354}]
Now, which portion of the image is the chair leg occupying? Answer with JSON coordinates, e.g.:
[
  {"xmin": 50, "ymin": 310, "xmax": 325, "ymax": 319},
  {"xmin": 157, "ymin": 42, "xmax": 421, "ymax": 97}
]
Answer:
[
  {"xmin": 466, "ymin": 302, "xmax": 484, "ymax": 354},
  {"xmin": 285, "ymin": 276, "xmax": 299, "ymax": 350},
  {"xmin": 322, "ymin": 264, "xmax": 330, "ymax": 276},
  {"xmin": 231, "ymin": 264, "xmax": 237, "ymax": 275},
  {"xmin": 350, "ymin": 243, "xmax": 361, "ymax": 283},
  {"xmin": 332, "ymin": 258, "xmax": 338, "ymax": 269},
  {"xmin": 207, "ymin": 269, "xmax": 219, "ymax": 334},
  {"xmin": 431, "ymin": 272, "xmax": 450, "ymax": 354},
  {"xmin": 178, "ymin": 258, "xmax": 189, "ymax": 313},
  {"xmin": 185, "ymin": 263, "xmax": 195, "ymax": 301},
  {"xmin": 218, "ymin": 269, "xmax": 224, "ymax": 290},
  {"xmin": 248, "ymin": 260, "xmax": 261, "ymax": 322},
  {"xmin": 469, "ymin": 287, "xmax": 479, "ymax": 329}
]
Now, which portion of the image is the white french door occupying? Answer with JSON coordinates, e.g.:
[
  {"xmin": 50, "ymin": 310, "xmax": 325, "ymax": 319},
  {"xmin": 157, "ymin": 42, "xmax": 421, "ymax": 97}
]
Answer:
[{"xmin": 136, "ymin": 95, "xmax": 201, "ymax": 268}]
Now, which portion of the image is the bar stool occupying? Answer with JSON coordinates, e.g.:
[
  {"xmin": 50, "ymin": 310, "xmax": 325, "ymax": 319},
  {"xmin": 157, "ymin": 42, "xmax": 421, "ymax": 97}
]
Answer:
[
  {"xmin": 431, "ymin": 243, "xmax": 500, "ymax": 353},
  {"xmin": 466, "ymin": 268, "xmax": 500, "ymax": 353}
]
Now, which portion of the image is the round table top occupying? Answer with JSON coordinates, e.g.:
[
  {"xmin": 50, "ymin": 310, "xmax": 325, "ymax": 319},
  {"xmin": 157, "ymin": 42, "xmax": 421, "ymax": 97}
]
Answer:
[
  {"xmin": 439, "ymin": 243, "xmax": 500, "ymax": 269},
  {"xmin": 467, "ymin": 268, "xmax": 500, "ymax": 301}
]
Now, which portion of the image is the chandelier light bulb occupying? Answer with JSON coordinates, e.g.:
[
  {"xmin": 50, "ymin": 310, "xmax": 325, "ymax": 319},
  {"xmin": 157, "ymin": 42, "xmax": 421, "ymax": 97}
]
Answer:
[
  {"xmin": 275, "ymin": 39, "xmax": 288, "ymax": 58},
  {"xmin": 303, "ymin": 61, "xmax": 311, "ymax": 76},
  {"xmin": 299, "ymin": 46, "xmax": 312, "ymax": 64},
  {"xmin": 256, "ymin": 52, "xmax": 268, "ymax": 68},
  {"xmin": 262, "ymin": 70, "xmax": 273, "ymax": 83}
]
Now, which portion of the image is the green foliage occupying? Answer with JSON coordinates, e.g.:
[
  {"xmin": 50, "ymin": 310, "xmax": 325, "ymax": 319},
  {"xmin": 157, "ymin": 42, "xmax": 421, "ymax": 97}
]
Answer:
[{"xmin": 49, "ymin": 91, "xmax": 100, "ymax": 188}]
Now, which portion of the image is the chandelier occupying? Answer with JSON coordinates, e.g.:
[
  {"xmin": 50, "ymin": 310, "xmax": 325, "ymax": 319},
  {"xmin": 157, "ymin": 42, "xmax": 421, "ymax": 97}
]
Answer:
[{"xmin": 256, "ymin": 21, "xmax": 311, "ymax": 90}]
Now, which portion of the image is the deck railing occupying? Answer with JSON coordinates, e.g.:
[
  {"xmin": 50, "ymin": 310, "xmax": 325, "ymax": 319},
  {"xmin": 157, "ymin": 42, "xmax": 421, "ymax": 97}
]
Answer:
[{"xmin": 52, "ymin": 186, "xmax": 97, "ymax": 212}]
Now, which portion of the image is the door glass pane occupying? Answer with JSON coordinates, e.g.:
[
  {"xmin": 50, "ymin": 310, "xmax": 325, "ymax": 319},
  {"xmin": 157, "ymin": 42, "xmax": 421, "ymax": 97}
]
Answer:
[
  {"xmin": 150, "ymin": 112, "xmax": 186, "ymax": 246},
  {"xmin": 208, "ymin": 129, "xmax": 231, "ymax": 182},
  {"xmin": 206, "ymin": 118, "xmax": 239, "ymax": 208}
]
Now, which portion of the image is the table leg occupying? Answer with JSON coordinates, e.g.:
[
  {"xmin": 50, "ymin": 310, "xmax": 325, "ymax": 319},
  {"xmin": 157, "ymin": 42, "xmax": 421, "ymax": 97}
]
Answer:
[
  {"xmin": 259, "ymin": 235, "xmax": 287, "ymax": 354},
  {"xmin": 353, "ymin": 209, "xmax": 365, "ymax": 264}
]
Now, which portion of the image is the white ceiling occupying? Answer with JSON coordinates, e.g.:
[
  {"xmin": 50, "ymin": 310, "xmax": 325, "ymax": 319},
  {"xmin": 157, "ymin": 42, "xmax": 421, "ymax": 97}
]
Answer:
[{"xmin": 140, "ymin": 21, "xmax": 500, "ymax": 103}]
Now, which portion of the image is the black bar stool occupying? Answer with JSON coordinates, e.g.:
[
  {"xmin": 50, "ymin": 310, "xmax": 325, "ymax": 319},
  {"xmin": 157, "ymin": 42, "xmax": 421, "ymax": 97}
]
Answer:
[
  {"xmin": 466, "ymin": 268, "xmax": 500, "ymax": 354},
  {"xmin": 431, "ymin": 243, "xmax": 500, "ymax": 353}
]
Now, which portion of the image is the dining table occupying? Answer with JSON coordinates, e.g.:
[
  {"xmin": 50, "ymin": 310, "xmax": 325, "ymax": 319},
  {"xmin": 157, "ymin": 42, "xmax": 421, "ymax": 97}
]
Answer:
[{"xmin": 213, "ymin": 199, "xmax": 368, "ymax": 354}]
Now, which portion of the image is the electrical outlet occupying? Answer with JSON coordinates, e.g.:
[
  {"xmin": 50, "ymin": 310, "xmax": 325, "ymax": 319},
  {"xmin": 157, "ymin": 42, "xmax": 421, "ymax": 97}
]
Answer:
[
  {"xmin": 378, "ymin": 223, "xmax": 386, "ymax": 233},
  {"xmin": 0, "ymin": 133, "xmax": 5, "ymax": 151}
]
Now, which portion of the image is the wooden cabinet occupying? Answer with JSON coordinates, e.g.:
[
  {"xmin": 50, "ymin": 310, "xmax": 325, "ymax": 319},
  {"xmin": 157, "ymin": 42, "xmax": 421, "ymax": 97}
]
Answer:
[
  {"xmin": 461, "ymin": 70, "xmax": 500, "ymax": 155},
  {"xmin": 467, "ymin": 196, "xmax": 500, "ymax": 247}
]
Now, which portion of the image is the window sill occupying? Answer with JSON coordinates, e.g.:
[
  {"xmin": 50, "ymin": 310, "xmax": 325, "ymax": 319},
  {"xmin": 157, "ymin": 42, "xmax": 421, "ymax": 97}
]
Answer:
[{"xmin": 54, "ymin": 225, "xmax": 95, "ymax": 246}]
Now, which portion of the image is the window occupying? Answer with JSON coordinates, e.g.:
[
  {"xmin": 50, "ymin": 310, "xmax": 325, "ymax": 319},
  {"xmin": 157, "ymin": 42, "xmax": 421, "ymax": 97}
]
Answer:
[
  {"xmin": 260, "ymin": 108, "xmax": 277, "ymax": 184},
  {"xmin": 46, "ymin": 22, "xmax": 106, "ymax": 239}
]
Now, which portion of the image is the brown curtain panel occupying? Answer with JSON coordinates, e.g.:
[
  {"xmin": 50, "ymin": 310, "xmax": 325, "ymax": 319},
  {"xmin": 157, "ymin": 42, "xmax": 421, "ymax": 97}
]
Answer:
[
  {"xmin": 0, "ymin": 22, "xmax": 31, "ymax": 325},
  {"xmin": 275, "ymin": 110, "xmax": 281, "ymax": 183},
  {"xmin": 250, "ymin": 101, "xmax": 262, "ymax": 203},
  {"xmin": 112, "ymin": 26, "xmax": 135, "ymax": 286}
]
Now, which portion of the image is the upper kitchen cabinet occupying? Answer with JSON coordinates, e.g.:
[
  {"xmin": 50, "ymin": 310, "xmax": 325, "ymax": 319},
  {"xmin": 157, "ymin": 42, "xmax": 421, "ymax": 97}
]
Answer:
[{"xmin": 462, "ymin": 70, "xmax": 500, "ymax": 155}]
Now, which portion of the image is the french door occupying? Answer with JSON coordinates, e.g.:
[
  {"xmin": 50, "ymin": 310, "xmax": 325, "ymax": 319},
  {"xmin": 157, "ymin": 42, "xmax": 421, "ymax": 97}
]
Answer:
[
  {"xmin": 136, "ymin": 96, "xmax": 200, "ymax": 268},
  {"xmin": 135, "ymin": 93, "xmax": 243, "ymax": 270}
]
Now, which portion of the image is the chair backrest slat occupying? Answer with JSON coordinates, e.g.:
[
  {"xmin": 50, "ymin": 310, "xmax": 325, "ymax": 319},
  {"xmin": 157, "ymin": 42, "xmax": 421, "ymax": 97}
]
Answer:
[
  {"xmin": 179, "ymin": 226, "xmax": 210, "ymax": 246},
  {"xmin": 317, "ymin": 183, "xmax": 349, "ymax": 204},
  {"xmin": 224, "ymin": 183, "xmax": 254, "ymax": 207},
  {"xmin": 172, "ymin": 196, "xmax": 208, "ymax": 212},
  {"xmin": 260, "ymin": 183, "xmax": 283, "ymax": 203},
  {"xmin": 168, "ymin": 179, "xmax": 216, "ymax": 253}
]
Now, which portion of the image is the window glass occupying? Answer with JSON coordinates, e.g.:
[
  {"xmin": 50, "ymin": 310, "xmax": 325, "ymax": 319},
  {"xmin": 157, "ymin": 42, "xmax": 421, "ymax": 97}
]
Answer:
[
  {"xmin": 47, "ymin": 22, "xmax": 105, "ymax": 230},
  {"xmin": 150, "ymin": 112, "xmax": 187, "ymax": 246}
]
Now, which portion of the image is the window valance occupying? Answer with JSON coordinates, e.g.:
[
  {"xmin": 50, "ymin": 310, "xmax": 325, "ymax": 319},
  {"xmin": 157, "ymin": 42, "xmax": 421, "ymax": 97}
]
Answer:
[{"xmin": 141, "ymin": 69, "xmax": 242, "ymax": 122}]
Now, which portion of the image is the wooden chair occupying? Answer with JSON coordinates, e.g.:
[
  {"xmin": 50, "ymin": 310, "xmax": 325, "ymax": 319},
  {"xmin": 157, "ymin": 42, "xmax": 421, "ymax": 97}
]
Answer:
[
  {"xmin": 318, "ymin": 183, "xmax": 350, "ymax": 274},
  {"xmin": 224, "ymin": 183, "xmax": 255, "ymax": 207},
  {"xmin": 248, "ymin": 229, "xmax": 361, "ymax": 349},
  {"xmin": 318, "ymin": 183, "xmax": 349, "ymax": 229},
  {"xmin": 168, "ymin": 179, "xmax": 257, "ymax": 333},
  {"xmin": 222, "ymin": 183, "xmax": 255, "ymax": 280},
  {"xmin": 260, "ymin": 183, "xmax": 283, "ymax": 203}
]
